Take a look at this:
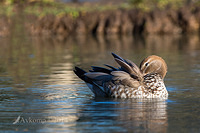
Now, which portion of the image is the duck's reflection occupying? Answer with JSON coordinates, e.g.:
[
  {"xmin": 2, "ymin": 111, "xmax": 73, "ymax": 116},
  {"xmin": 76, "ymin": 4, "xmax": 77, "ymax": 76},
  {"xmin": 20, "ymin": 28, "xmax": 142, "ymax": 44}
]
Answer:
[
  {"xmin": 76, "ymin": 98, "xmax": 168, "ymax": 132},
  {"xmin": 116, "ymin": 99, "xmax": 167, "ymax": 132}
]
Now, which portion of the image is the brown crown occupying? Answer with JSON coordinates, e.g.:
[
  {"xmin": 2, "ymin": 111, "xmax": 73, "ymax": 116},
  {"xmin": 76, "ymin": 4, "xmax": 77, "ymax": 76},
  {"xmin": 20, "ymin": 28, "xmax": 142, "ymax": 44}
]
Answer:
[{"xmin": 140, "ymin": 55, "xmax": 167, "ymax": 79}]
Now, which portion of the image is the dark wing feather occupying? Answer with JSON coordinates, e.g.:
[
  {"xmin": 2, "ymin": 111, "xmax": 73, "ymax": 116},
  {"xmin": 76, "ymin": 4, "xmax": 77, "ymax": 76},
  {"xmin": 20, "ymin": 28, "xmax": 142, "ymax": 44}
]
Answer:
[
  {"xmin": 112, "ymin": 53, "xmax": 131, "ymax": 64},
  {"xmin": 89, "ymin": 64, "xmax": 118, "ymax": 74},
  {"xmin": 84, "ymin": 72, "xmax": 112, "ymax": 85},
  {"xmin": 88, "ymin": 82, "xmax": 108, "ymax": 97},
  {"xmin": 89, "ymin": 66, "xmax": 112, "ymax": 74},
  {"xmin": 73, "ymin": 67, "xmax": 87, "ymax": 81},
  {"xmin": 104, "ymin": 64, "xmax": 118, "ymax": 71},
  {"xmin": 114, "ymin": 58, "xmax": 134, "ymax": 75},
  {"xmin": 112, "ymin": 53, "xmax": 143, "ymax": 81},
  {"xmin": 126, "ymin": 59, "xmax": 143, "ymax": 80},
  {"xmin": 84, "ymin": 72, "xmax": 112, "ymax": 97}
]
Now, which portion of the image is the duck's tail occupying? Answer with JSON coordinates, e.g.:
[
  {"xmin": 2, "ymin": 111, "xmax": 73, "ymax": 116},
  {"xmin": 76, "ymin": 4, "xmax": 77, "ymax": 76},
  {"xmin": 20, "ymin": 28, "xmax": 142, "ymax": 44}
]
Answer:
[
  {"xmin": 73, "ymin": 67, "xmax": 87, "ymax": 81},
  {"xmin": 74, "ymin": 66, "xmax": 109, "ymax": 97}
]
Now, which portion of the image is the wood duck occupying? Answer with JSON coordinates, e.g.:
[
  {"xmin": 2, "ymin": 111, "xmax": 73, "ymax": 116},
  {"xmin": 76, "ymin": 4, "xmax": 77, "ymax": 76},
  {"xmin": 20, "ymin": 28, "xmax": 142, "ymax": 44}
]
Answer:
[{"xmin": 74, "ymin": 53, "xmax": 168, "ymax": 99}]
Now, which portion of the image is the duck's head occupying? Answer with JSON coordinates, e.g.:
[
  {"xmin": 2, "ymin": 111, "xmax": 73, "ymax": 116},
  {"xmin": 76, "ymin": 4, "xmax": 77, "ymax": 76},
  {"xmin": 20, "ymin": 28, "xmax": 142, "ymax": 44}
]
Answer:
[{"xmin": 140, "ymin": 55, "xmax": 167, "ymax": 79}]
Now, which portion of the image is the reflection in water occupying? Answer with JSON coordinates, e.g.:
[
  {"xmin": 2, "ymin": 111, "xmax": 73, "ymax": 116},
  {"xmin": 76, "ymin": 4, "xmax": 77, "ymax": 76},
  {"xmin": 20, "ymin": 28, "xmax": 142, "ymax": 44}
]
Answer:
[
  {"xmin": 44, "ymin": 62, "xmax": 75, "ymax": 85},
  {"xmin": 76, "ymin": 98, "xmax": 167, "ymax": 132},
  {"xmin": 0, "ymin": 32, "xmax": 200, "ymax": 132},
  {"xmin": 116, "ymin": 99, "xmax": 167, "ymax": 133}
]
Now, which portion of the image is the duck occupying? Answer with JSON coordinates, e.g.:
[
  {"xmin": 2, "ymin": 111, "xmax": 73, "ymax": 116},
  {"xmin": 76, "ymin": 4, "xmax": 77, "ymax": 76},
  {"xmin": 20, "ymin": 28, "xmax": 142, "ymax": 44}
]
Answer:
[{"xmin": 74, "ymin": 53, "xmax": 168, "ymax": 99}]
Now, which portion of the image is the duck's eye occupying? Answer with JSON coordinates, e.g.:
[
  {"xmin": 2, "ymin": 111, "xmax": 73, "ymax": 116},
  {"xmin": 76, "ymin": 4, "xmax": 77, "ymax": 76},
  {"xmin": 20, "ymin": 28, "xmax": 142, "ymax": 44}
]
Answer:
[{"xmin": 145, "ymin": 62, "xmax": 149, "ymax": 67}]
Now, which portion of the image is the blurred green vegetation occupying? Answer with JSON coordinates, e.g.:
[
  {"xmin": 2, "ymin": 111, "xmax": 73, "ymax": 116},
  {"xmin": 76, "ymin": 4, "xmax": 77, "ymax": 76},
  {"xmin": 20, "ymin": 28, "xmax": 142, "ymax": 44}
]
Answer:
[
  {"xmin": 0, "ymin": 0, "xmax": 199, "ymax": 17},
  {"xmin": 0, "ymin": 0, "xmax": 128, "ymax": 18},
  {"xmin": 0, "ymin": 0, "xmax": 54, "ymax": 5},
  {"xmin": 23, "ymin": 3, "xmax": 126, "ymax": 18},
  {"xmin": 128, "ymin": 0, "xmax": 186, "ymax": 10}
]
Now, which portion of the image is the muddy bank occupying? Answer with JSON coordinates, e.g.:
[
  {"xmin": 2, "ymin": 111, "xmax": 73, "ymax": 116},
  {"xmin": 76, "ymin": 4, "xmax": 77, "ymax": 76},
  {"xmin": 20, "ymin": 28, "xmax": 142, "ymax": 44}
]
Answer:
[
  {"xmin": 1, "ymin": 5, "xmax": 200, "ymax": 37},
  {"xmin": 31, "ymin": 7, "xmax": 200, "ymax": 36}
]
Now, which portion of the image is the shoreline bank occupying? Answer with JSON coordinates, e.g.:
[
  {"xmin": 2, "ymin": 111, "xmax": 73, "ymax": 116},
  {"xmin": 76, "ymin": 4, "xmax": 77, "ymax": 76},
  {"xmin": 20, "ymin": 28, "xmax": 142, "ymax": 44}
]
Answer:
[{"xmin": 0, "ymin": 2, "xmax": 200, "ymax": 37}]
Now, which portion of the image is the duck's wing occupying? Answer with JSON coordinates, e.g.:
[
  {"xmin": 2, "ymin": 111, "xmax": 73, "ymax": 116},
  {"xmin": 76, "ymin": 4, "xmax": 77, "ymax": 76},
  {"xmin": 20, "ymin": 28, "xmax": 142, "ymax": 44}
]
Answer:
[
  {"xmin": 111, "ymin": 53, "xmax": 143, "ymax": 81},
  {"xmin": 74, "ymin": 67, "xmax": 112, "ymax": 97},
  {"xmin": 110, "ymin": 71, "xmax": 140, "ymax": 88},
  {"xmin": 74, "ymin": 53, "xmax": 143, "ymax": 97},
  {"xmin": 83, "ymin": 71, "xmax": 140, "ymax": 97},
  {"xmin": 84, "ymin": 72, "xmax": 113, "ymax": 97},
  {"xmin": 74, "ymin": 68, "xmax": 140, "ymax": 97},
  {"xmin": 89, "ymin": 64, "xmax": 118, "ymax": 74}
]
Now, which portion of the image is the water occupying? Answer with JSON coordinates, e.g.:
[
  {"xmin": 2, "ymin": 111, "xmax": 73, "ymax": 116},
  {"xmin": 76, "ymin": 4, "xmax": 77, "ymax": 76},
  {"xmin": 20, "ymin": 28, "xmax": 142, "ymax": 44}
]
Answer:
[{"xmin": 0, "ymin": 34, "xmax": 200, "ymax": 132}]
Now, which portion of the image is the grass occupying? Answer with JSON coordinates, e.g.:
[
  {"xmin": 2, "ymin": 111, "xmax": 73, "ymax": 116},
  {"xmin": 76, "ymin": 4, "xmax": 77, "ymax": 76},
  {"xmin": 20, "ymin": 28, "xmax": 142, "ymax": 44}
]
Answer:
[
  {"xmin": 128, "ymin": 0, "xmax": 186, "ymax": 10},
  {"xmin": 23, "ymin": 2, "xmax": 131, "ymax": 18},
  {"xmin": 0, "ymin": 2, "xmax": 127, "ymax": 18},
  {"xmin": 0, "ymin": 0, "xmax": 199, "ymax": 17}
]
